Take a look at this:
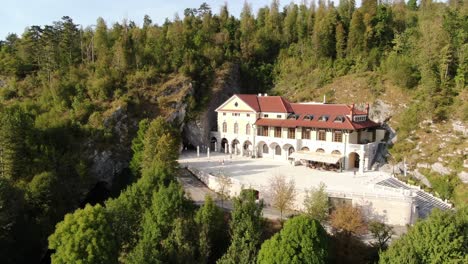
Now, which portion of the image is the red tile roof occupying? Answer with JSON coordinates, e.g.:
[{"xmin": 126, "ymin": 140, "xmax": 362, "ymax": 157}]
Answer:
[
  {"xmin": 236, "ymin": 94, "xmax": 293, "ymax": 113},
  {"xmin": 236, "ymin": 94, "xmax": 260, "ymax": 112},
  {"xmin": 231, "ymin": 94, "xmax": 379, "ymax": 131}
]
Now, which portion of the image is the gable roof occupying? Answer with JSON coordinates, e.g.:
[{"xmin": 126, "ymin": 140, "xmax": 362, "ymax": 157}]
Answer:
[
  {"xmin": 235, "ymin": 94, "xmax": 293, "ymax": 113},
  {"xmin": 215, "ymin": 94, "xmax": 257, "ymax": 112},
  {"xmin": 216, "ymin": 94, "xmax": 379, "ymax": 130}
]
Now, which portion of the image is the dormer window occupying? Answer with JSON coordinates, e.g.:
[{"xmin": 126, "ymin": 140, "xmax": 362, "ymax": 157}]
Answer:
[
  {"xmin": 353, "ymin": 115, "xmax": 367, "ymax": 122},
  {"xmin": 303, "ymin": 114, "xmax": 314, "ymax": 120},
  {"xmin": 288, "ymin": 114, "xmax": 299, "ymax": 120},
  {"xmin": 319, "ymin": 115, "xmax": 329, "ymax": 122},
  {"xmin": 263, "ymin": 114, "xmax": 269, "ymax": 118},
  {"xmin": 334, "ymin": 115, "xmax": 345, "ymax": 123}
]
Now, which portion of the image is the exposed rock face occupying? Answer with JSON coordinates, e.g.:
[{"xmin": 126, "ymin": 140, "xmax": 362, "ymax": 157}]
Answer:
[
  {"xmin": 452, "ymin": 120, "xmax": 467, "ymax": 136},
  {"xmin": 182, "ymin": 63, "xmax": 241, "ymax": 148},
  {"xmin": 430, "ymin": 162, "xmax": 452, "ymax": 175},
  {"xmin": 89, "ymin": 106, "xmax": 138, "ymax": 185},
  {"xmin": 369, "ymin": 99, "xmax": 392, "ymax": 124}
]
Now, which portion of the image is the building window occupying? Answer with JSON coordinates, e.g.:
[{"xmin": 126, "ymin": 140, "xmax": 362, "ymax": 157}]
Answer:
[
  {"xmin": 232, "ymin": 113, "xmax": 240, "ymax": 117},
  {"xmin": 263, "ymin": 144, "xmax": 269, "ymax": 153},
  {"xmin": 246, "ymin": 124, "xmax": 251, "ymax": 135},
  {"xmin": 334, "ymin": 116, "xmax": 345, "ymax": 123},
  {"xmin": 223, "ymin": 112, "xmax": 226, "ymax": 116},
  {"xmin": 333, "ymin": 131, "xmax": 342, "ymax": 142},
  {"xmin": 264, "ymin": 114, "xmax": 269, "ymax": 118},
  {"xmin": 319, "ymin": 115, "xmax": 329, "ymax": 122},
  {"xmin": 302, "ymin": 128, "xmax": 311, "ymax": 139},
  {"xmin": 234, "ymin": 102, "xmax": 238, "ymax": 107},
  {"xmin": 234, "ymin": 123, "xmax": 238, "ymax": 134},
  {"xmin": 246, "ymin": 114, "xmax": 250, "ymax": 117},
  {"xmin": 275, "ymin": 145, "xmax": 281, "ymax": 155},
  {"xmin": 318, "ymin": 130, "xmax": 326, "ymax": 141},
  {"xmin": 277, "ymin": 114, "xmax": 281, "ymax": 118},
  {"xmin": 222, "ymin": 122, "xmax": 227, "ymax": 133},
  {"xmin": 274, "ymin": 127, "xmax": 282, "ymax": 138},
  {"xmin": 288, "ymin": 128, "xmax": 295, "ymax": 139},
  {"xmin": 258, "ymin": 126, "xmax": 269, "ymax": 136}
]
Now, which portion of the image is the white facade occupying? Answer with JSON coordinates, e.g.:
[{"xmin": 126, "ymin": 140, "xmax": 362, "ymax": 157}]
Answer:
[{"xmin": 210, "ymin": 94, "xmax": 385, "ymax": 175}]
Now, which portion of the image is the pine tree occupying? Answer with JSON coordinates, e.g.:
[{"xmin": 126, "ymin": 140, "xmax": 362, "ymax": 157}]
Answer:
[
  {"xmin": 335, "ymin": 22, "xmax": 347, "ymax": 59},
  {"xmin": 347, "ymin": 10, "xmax": 366, "ymax": 57}
]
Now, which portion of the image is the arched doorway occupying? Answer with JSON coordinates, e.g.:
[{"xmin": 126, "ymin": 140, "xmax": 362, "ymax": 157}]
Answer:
[
  {"xmin": 316, "ymin": 148, "xmax": 325, "ymax": 153},
  {"xmin": 221, "ymin": 138, "xmax": 229, "ymax": 153},
  {"xmin": 275, "ymin": 145, "xmax": 282, "ymax": 156},
  {"xmin": 262, "ymin": 144, "xmax": 269, "ymax": 154},
  {"xmin": 270, "ymin": 142, "xmax": 280, "ymax": 158},
  {"xmin": 243, "ymin": 140, "xmax": 252, "ymax": 157},
  {"xmin": 256, "ymin": 141, "xmax": 267, "ymax": 158},
  {"xmin": 288, "ymin": 146, "xmax": 295, "ymax": 160},
  {"xmin": 348, "ymin": 152, "xmax": 360, "ymax": 169},
  {"xmin": 210, "ymin": 137, "xmax": 218, "ymax": 151},
  {"xmin": 301, "ymin": 146, "xmax": 310, "ymax": 151},
  {"xmin": 283, "ymin": 144, "xmax": 295, "ymax": 160},
  {"xmin": 231, "ymin": 139, "xmax": 240, "ymax": 155}
]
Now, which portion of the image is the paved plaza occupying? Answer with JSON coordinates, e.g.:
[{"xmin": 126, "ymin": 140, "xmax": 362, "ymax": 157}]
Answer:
[{"xmin": 179, "ymin": 151, "xmax": 396, "ymax": 197}]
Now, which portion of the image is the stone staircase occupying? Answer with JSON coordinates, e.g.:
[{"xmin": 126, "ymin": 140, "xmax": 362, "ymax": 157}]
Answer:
[{"xmin": 376, "ymin": 177, "xmax": 452, "ymax": 219}]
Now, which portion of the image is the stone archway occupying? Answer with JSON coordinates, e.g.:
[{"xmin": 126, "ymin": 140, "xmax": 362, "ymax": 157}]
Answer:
[
  {"xmin": 283, "ymin": 144, "xmax": 295, "ymax": 160},
  {"xmin": 348, "ymin": 152, "xmax": 360, "ymax": 169},
  {"xmin": 210, "ymin": 137, "xmax": 218, "ymax": 152},
  {"xmin": 301, "ymin": 146, "xmax": 310, "ymax": 151},
  {"xmin": 316, "ymin": 148, "xmax": 325, "ymax": 153},
  {"xmin": 221, "ymin": 138, "xmax": 229, "ymax": 153},
  {"xmin": 243, "ymin": 140, "xmax": 252, "ymax": 157},
  {"xmin": 231, "ymin": 139, "xmax": 240, "ymax": 155},
  {"xmin": 256, "ymin": 141, "xmax": 267, "ymax": 158},
  {"xmin": 275, "ymin": 145, "xmax": 282, "ymax": 156}
]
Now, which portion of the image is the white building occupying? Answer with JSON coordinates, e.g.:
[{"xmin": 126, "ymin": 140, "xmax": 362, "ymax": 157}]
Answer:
[{"xmin": 210, "ymin": 94, "xmax": 386, "ymax": 175}]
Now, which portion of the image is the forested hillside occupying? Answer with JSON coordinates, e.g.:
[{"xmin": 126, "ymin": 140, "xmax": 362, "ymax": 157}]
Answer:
[{"xmin": 0, "ymin": 0, "xmax": 467, "ymax": 263}]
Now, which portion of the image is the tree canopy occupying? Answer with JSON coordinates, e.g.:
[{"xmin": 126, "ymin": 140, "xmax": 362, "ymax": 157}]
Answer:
[
  {"xmin": 379, "ymin": 208, "xmax": 468, "ymax": 264},
  {"xmin": 257, "ymin": 215, "xmax": 328, "ymax": 264}
]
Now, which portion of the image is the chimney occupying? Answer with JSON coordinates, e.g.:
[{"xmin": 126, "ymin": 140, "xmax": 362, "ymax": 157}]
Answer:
[
  {"xmin": 366, "ymin": 103, "xmax": 370, "ymax": 116},
  {"xmin": 350, "ymin": 103, "xmax": 355, "ymax": 120},
  {"xmin": 258, "ymin": 93, "xmax": 262, "ymax": 97},
  {"xmin": 323, "ymin": 95, "xmax": 326, "ymax": 104}
]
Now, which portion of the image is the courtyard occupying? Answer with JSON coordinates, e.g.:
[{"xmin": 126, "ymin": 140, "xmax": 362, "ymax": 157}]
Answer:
[{"xmin": 179, "ymin": 151, "xmax": 399, "ymax": 199}]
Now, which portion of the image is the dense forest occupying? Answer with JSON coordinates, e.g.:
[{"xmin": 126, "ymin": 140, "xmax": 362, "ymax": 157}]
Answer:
[{"xmin": 0, "ymin": 0, "xmax": 467, "ymax": 263}]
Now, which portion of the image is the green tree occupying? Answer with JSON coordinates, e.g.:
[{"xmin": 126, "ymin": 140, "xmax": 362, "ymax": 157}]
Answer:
[
  {"xmin": 48, "ymin": 204, "xmax": 118, "ymax": 264},
  {"xmin": 347, "ymin": 10, "xmax": 366, "ymax": 57},
  {"xmin": 126, "ymin": 182, "xmax": 192, "ymax": 264},
  {"xmin": 0, "ymin": 106, "xmax": 34, "ymax": 180},
  {"xmin": 380, "ymin": 208, "xmax": 468, "ymax": 264},
  {"xmin": 129, "ymin": 118, "xmax": 150, "ymax": 176},
  {"xmin": 368, "ymin": 220, "xmax": 394, "ymax": 250},
  {"xmin": 217, "ymin": 190, "xmax": 264, "ymax": 264},
  {"xmin": 257, "ymin": 215, "xmax": 328, "ymax": 264},
  {"xmin": 0, "ymin": 177, "xmax": 25, "ymax": 264},
  {"xmin": 303, "ymin": 182, "xmax": 329, "ymax": 223},
  {"xmin": 195, "ymin": 195, "xmax": 228, "ymax": 263},
  {"xmin": 335, "ymin": 22, "xmax": 346, "ymax": 59}
]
